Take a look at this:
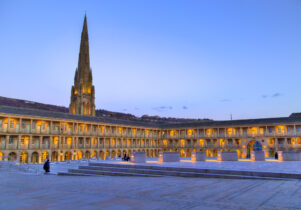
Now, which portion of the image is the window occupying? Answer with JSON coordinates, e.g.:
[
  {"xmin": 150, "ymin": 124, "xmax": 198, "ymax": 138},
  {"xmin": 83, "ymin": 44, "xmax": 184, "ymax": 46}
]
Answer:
[
  {"xmin": 79, "ymin": 138, "xmax": 83, "ymax": 144},
  {"xmin": 41, "ymin": 123, "xmax": 45, "ymax": 130},
  {"xmin": 9, "ymin": 137, "xmax": 13, "ymax": 144},
  {"xmin": 21, "ymin": 137, "xmax": 25, "ymax": 144},
  {"xmin": 32, "ymin": 122, "xmax": 36, "ymax": 129},
  {"xmin": 9, "ymin": 120, "xmax": 14, "ymax": 128},
  {"xmin": 287, "ymin": 127, "xmax": 291, "ymax": 133},
  {"xmin": 278, "ymin": 128, "xmax": 281, "ymax": 133},
  {"xmin": 22, "ymin": 121, "xmax": 26, "ymax": 129},
  {"xmin": 297, "ymin": 126, "xmax": 301, "ymax": 133},
  {"xmin": 0, "ymin": 120, "xmax": 2, "ymax": 128},
  {"xmin": 269, "ymin": 127, "xmax": 273, "ymax": 134}
]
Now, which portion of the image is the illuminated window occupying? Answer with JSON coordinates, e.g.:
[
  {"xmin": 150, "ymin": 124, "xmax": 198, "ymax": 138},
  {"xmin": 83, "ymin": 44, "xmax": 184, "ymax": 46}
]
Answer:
[
  {"xmin": 287, "ymin": 127, "xmax": 291, "ymax": 133},
  {"xmin": 0, "ymin": 120, "xmax": 2, "ymax": 128},
  {"xmin": 74, "ymin": 90, "xmax": 78, "ymax": 95},
  {"xmin": 297, "ymin": 126, "xmax": 300, "ymax": 133},
  {"xmin": 41, "ymin": 123, "xmax": 45, "ymax": 130}
]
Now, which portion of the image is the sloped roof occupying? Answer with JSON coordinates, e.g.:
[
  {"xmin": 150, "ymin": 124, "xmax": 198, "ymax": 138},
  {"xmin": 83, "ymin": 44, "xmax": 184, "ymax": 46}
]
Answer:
[{"xmin": 1, "ymin": 105, "xmax": 301, "ymax": 129}]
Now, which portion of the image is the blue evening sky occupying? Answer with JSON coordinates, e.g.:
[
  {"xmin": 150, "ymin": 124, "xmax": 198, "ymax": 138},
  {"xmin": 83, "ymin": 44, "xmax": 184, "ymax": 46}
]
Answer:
[{"xmin": 0, "ymin": 0, "xmax": 300, "ymax": 120}]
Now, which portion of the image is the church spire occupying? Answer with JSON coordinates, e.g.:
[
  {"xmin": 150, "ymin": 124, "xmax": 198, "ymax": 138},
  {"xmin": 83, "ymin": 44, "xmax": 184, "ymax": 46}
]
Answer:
[
  {"xmin": 78, "ymin": 14, "xmax": 91, "ymax": 83},
  {"xmin": 69, "ymin": 15, "xmax": 95, "ymax": 116}
]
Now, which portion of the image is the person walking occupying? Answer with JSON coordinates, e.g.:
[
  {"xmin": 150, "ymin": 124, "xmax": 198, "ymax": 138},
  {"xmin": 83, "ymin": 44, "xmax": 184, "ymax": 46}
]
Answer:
[{"xmin": 43, "ymin": 159, "xmax": 50, "ymax": 173}]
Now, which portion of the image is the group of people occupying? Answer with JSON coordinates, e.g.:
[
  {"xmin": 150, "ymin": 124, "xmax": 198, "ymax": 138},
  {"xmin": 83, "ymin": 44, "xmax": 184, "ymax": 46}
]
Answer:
[{"xmin": 122, "ymin": 154, "xmax": 130, "ymax": 161}]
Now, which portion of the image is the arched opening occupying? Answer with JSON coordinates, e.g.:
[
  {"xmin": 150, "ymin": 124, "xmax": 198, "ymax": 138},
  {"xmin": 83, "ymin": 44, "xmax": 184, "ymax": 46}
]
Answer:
[
  {"xmin": 41, "ymin": 151, "xmax": 49, "ymax": 162},
  {"xmin": 111, "ymin": 150, "xmax": 116, "ymax": 159},
  {"xmin": 236, "ymin": 149, "xmax": 241, "ymax": 159},
  {"xmin": 91, "ymin": 151, "xmax": 97, "ymax": 159},
  {"xmin": 65, "ymin": 151, "xmax": 71, "ymax": 161},
  {"xmin": 85, "ymin": 151, "xmax": 90, "ymax": 159},
  {"xmin": 31, "ymin": 152, "xmax": 39, "ymax": 164},
  {"xmin": 117, "ymin": 150, "xmax": 121, "ymax": 158},
  {"xmin": 99, "ymin": 150, "xmax": 104, "ymax": 160},
  {"xmin": 180, "ymin": 149, "xmax": 186, "ymax": 157},
  {"xmin": 51, "ymin": 151, "xmax": 58, "ymax": 162},
  {"xmin": 20, "ymin": 152, "xmax": 28, "ymax": 164},
  {"xmin": 247, "ymin": 140, "xmax": 262, "ymax": 158},
  {"xmin": 78, "ymin": 151, "xmax": 83, "ymax": 159},
  {"xmin": 0, "ymin": 152, "xmax": 4, "ymax": 161},
  {"xmin": 9, "ymin": 152, "xmax": 17, "ymax": 161},
  {"xmin": 104, "ymin": 150, "xmax": 110, "ymax": 160}
]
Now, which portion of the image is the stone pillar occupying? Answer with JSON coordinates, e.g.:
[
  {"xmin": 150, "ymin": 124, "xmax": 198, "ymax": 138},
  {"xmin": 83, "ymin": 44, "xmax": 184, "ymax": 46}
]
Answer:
[{"xmin": 5, "ymin": 135, "xmax": 9, "ymax": 149}]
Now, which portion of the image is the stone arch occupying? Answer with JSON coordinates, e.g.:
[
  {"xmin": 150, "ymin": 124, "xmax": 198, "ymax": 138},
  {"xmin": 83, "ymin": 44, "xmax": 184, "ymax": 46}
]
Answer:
[
  {"xmin": 31, "ymin": 152, "xmax": 39, "ymax": 164},
  {"xmin": 0, "ymin": 152, "xmax": 4, "ymax": 161},
  {"xmin": 111, "ymin": 150, "xmax": 116, "ymax": 159},
  {"xmin": 91, "ymin": 150, "xmax": 98, "ymax": 159},
  {"xmin": 236, "ymin": 149, "xmax": 241, "ymax": 159},
  {"xmin": 41, "ymin": 151, "xmax": 49, "ymax": 162},
  {"xmin": 99, "ymin": 150, "xmax": 104, "ymax": 160},
  {"xmin": 51, "ymin": 151, "xmax": 58, "ymax": 162},
  {"xmin": 247, "ymin": 140, "xmax": 262, "ymax": 158},
  {"xmin": 20, "ymin": 152, "xmax": 28, "ymax": 164},
  {"xmin": 104, "ymin": 150, "xmax": 110, "ymax": 160},
  {"xmin": 117, "ymin": 150, "xmax": 121, "ymax": 157},
  {"xmin": 65, "ymin": 151, "xmax": 71, "ymax": 161},
  {"xmin": 85, "ymin": 151, "xmax": 90, "ymax": 159},
  {"xmin": 180, "ymin": 149, "xmax": 186, "ymax": 157},
  {"xmin": 78, "ymin": 150, "xmax": 83, "ymax": 159}
]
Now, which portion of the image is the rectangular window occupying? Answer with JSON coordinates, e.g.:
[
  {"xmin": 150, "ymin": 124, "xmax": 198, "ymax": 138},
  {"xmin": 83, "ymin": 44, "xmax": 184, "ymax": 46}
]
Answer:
[
  {"xmin": 22, "ymin": 121, "xmax": 26, "ymax": 129},
  {"xmin": 269, "ymin": 127, "xmax": 273, "ymax": 134},
  {"xmin": 10, "ymin": 120, "xmax": 14, "ymax": 128},
  {"xmin": 21, "ymin": 137, "xmax": 25, "ymax": 144},
  {"xmin": 0, "ymin": 120, "xmax": 2, "ymax": 128},
  {"xmin": 287, "ymin": 127, "xmax": 291, "ymax": 133},
  {"xmin": 32, "ymin": 122, "xmax": 36, "ymax": 129},
  {"xmin": 297, "ymin": 126, "xmax": 301, "ymax": 133},
  {"xmin": 9, "ymin": 137, "xmax": 13, "ymax": 144},
  {"xmin": 41, "ymin": 123, "xmax": 45, "ymax": 130},
  {"xmin": 79, "ymin": 139, "xmax": 83, "ymax": 144}
]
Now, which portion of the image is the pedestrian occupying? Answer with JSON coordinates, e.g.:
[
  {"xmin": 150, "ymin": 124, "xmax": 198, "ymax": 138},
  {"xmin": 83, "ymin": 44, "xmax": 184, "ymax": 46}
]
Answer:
[
  {"xmin": 43, "ymin": 159, "xmax": 50, "ymax": 173},
  {"xmin": 275, "ymin": 152, "xmax": 278, "ymax": 160}
]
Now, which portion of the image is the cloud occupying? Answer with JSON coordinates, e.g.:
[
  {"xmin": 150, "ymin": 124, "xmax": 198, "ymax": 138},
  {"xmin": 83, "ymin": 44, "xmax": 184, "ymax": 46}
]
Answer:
[
  {"xmin": 272, "ymin": 93, "xmax": 281, "ymax": 97},
  {"xmin": 182, "ymin": 106, "xmax": 188, "ymax": 110},
  {"xmin": 220, "ymin": 99, "xmax": 231, "ymax": 102},
  {"xmin": 262, "ymin": 93, "xmax": 282, "ymax": 99},
  {"xmin": 261, "ymin": 95, "xmax": 268, "ymax": 99},
  {"xmin": 152, "ymin": 106, "xmax": 173, "ymax": 111}
]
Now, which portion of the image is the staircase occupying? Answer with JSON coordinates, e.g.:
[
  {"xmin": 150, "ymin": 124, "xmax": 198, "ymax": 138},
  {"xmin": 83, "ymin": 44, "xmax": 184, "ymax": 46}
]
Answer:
[{"xmin": 57, "ymin": 162, "xmax": 301, "ymax": 180}]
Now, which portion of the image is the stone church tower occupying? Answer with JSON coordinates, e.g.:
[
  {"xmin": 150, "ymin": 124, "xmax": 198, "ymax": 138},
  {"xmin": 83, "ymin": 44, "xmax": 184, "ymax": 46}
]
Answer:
[{"xmin": 69, "ymin": 15, "xmax": 95, "ymax": 116}]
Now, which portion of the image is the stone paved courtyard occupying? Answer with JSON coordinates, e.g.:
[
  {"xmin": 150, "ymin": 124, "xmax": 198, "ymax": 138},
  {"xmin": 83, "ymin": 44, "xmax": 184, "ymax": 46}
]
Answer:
[{"xmin": 1, "ymin": 165, "xmax": 301, "ymax": 210}]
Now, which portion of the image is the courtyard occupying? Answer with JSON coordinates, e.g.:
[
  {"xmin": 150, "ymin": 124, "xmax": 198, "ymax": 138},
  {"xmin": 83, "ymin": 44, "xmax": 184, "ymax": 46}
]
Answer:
[{"xmin": 1, "ymin": 160, "xmax": 301, "ymax": 209}]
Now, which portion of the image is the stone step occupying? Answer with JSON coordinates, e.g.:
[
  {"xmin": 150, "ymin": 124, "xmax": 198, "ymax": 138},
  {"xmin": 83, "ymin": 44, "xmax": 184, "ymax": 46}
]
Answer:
[
  {"xmin": 67, "ymin": 166, "xmax": 283, "ymax": 180},
  {"xmin": 67, "ymin": 169, "xmax": 163, "ymax": 177},
  {"xmin": 88, "ymin": 162, "xmax": 301, "ymax": 179}
]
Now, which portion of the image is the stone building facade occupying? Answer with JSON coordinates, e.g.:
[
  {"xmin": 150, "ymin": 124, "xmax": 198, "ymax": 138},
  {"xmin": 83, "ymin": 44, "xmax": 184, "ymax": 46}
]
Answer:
[{"xmin": 1, "ymin": 16, "xmax": 301, "ymax": 163}]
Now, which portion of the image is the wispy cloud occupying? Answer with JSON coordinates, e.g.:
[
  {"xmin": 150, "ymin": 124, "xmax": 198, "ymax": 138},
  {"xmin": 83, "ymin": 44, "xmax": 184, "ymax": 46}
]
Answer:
[
  {"xmin": 152, "ymin": 106, "xmax": 173, "ymax": 112},
  {"xmin": 182, "ymin": 106, "xmax": 188, "ymax": 110},
  {"xmin": 272, "ymin": 93, "xmax": 281, "ymax": 97},
  {"xmin": 220, "ymin": 99, "xmax": 231, "ymax": 102},
  {"xmin": 262, "ymin": 93, "xmax": 282, "ymax": 99}
]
